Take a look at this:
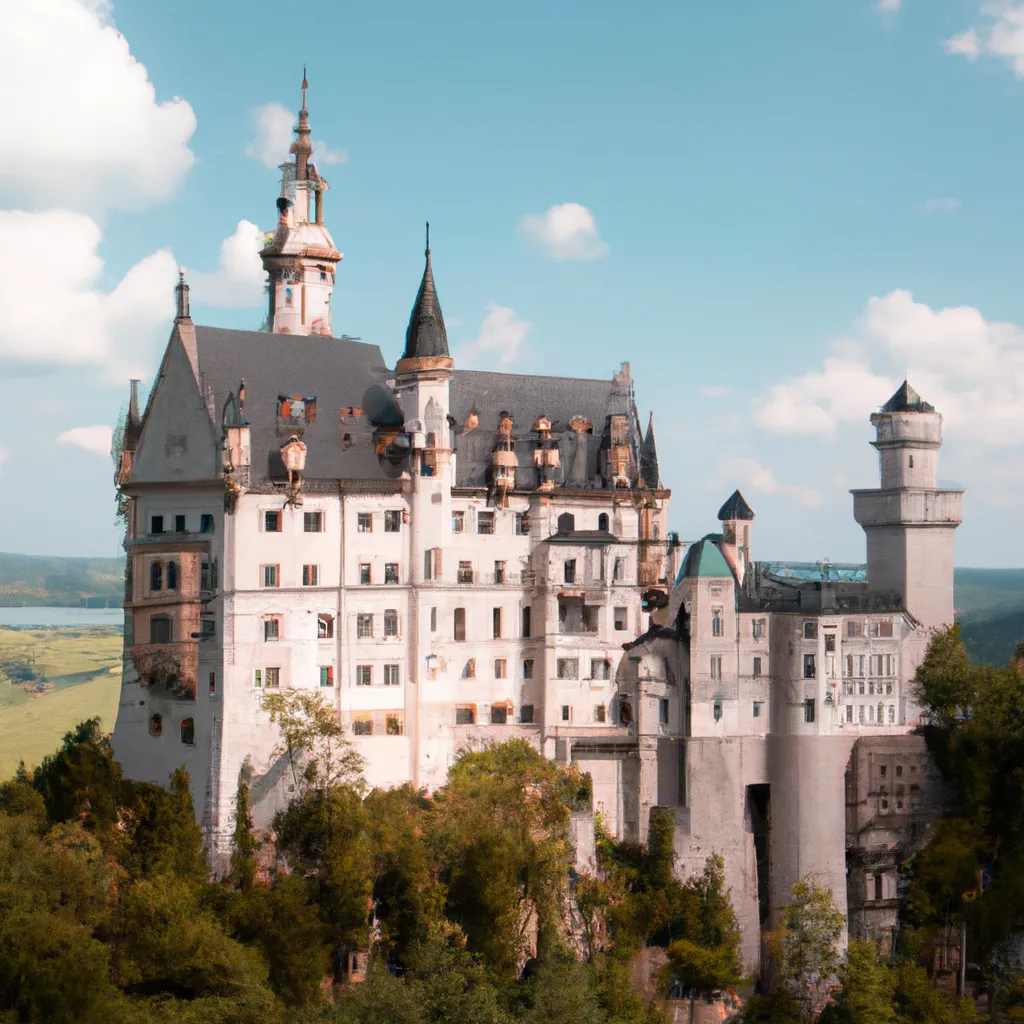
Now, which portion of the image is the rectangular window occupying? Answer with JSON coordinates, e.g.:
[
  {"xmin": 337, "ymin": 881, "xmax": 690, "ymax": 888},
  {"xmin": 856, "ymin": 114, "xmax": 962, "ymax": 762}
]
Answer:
[
  {"xmin": 384, "ymin": 510, "xmax": 402, "ymax": 532},
  {"xmin": 151, "ymin": 514, "xmax": 164, "ymax": 534},
  {"xmin": 492, "ymin": 607, "xmax": 502, "ymax": 639},
  {"xmin": 266, "ymin": 667, "xmax": 280, "ymax": 688},
  {"xmin": 175, "ymin": 514, "xmax": 187, "ymax": 533},
  {"xmin": 846, "ymin": 704, "xmax": 853, "ymax": 722},
  {"xmin": 254, "ymin": 668, "xmax": 262, "ymax": 688},
  {"xmin": 200, "ymin": 615, "xmax": 216, "ymax": 640},
  {"xmin": 712, "ymin": 607, "xmax": 723, "ymax": 637},
  {"xmin": 302, "ymin": 564, "xmax": 319, "ymax": 587},
  {"xmin": 477, "ymin": 511, "xmax": 495, "ymax": 535},
  {"xmin": 753, "ymin": 701, "xmax": 762, "ymax": 718},
  {"xmin": 264, "ymin": 617, "xmax": 281, "ymax": 641},
  {"xmin": 753, "ymin": 656, "xmax": 762, "ymax": 677},
  {"xmin": 384, "ymin": 664, "xmax": 400, "ymax": 686},
  {"xmin": 594, "ymin": 704, "xmax": 607, "ymax": 723},
  {"xmin": 515, "ymin": 513, "xmax": 529, "ymax": 535},
  {"xmin": 318, "ymin": 614, "xmax": 334, "ymax": 639},
  {"xmin": 803, "ymin": 620, "xmax": 818, "ymax": 640},
  {"xmin": 384, "ymin": 610, "xmax": 399, "ymax": 637},
  {"xmin": 209, "ymin": 671, "xmax": 217, "ymax": 697},
  {"xmin": 878, "ymin": 621, "xmax": 893, "ymax": 638},
  {"xmin": 201, "ymin": 559, "xmax": 218, "ymax": 591},
  {"xmin": 561, "ymin": 705, "xmax": 571, "ymax": 722},
  {"xmin": 356, "ymin": 665, "xmax": 372, "ymax": 686},
  {"xmin": 304, "ymin": 511, "xmax": 323, "ymax": 532},
  {"xmin": 357, "ymin": 614, "xmax": 373, "ymax": 638},
  {"xmin": 262, "ymin": 564, "xmax": 279, "ymax": 588},
  {"xmin": 710, "ymin": 656, "xmax": 722, "ymax": 680},
  {"xmin": 494, "ymin": 658, "xmax": 507, "ymax": 679},
  {"xmin": 522, "ymin": 606, "xmax": 531, "ymax": 637},
  {"xmin": 454, "ymin": 607, "xmax": 466, "ymax": 642},
  {"xmin": 387, "ymin": 714, "xmax": 403, "ymax": 736},
  {"xmin": 360, "ymin": 563, "xmax": 371, "ymax": 585},
  {"xmin": 455, "ymin": 706, "xmax": 476, "ymax": 725},
  {"xmin": 520, "ymin": 704, "xmax": 535, "ymax": 723},
  {"xmin": 847, "ymin": 620, "xmax": 863, "ymax": 637},
  {"xmin": 149, "ymin": 616, "xmax": 171, "ymax": 644},
  {"xmin": 659, "ymin": 699, "xmax": 669, "ymax": 724},
  {"xmin": 320, "ymin": 666, "xmax": 334, "ymax": 687},
  {"xmin": 430, "ymin": 607, "xmax": 437, "ymax": 632},
  {"xmin": 490, "ymin": 705, "xmax": 509, "ymax": 725},
  {"xmin": 353, "ymin": 717, "xmax": 372, "ymax": 736},
  {"xmin": 557, "ymin": 658, "xmax": 579, "ymax": 680},
  {"xmin": 452, "ymin": 511, "xmax": 464, "ymax": 533},
  {"xmin": 752, "ymin": 618, "xmax": 765, "ymax": 640},
  {"xmin": 357, "ymin": 513, "xmax": 373, "ymax": 533},
  {"xmin": 264, "ymin": 510, "xmax": 282, "ymax": 533},
  {"xmin": 384, "ymin": 563, "xmax": 399, "ymax": 584},
  {"xmin": 463, "ymin": 658, "xmax": 476, "ymax": 679},
  {"xmin": 804, "ymin": 698, "xmax": 816, "ymax": 723},
  {"xmin": 825, "ymin": 633, "xmax": 836, "ymax": 653},
  {"xmin": 614, "ymin": 607, "xmax": 628, "ymax": 631},
  {"xmin": 613, "ymin": 558, "xmax": 623, "ymax": 581},
  {"xmin": 494, "ymin": 560, "xmax": 506, "ymax": 584},
  {"xmin": 803, "ymin": 654, "xmax": 816, "ymax": 678},
  {"xmin": 564, "ymin": 559, "xmax": 577, "ymax": 584},
  {"xmin": 591, "ymin": 659, "xmax": 610, "ymax": 680},
  {"xmin": 200, "ymin": 513, "xmax": 214, "ymax": 533},
  {"xmin": 458, "ymin": 561, "xmax": 474, "ymax": 584},
  {"xmin": 523, "ymin": 659, "xmax": 534, "ymax": 679}
]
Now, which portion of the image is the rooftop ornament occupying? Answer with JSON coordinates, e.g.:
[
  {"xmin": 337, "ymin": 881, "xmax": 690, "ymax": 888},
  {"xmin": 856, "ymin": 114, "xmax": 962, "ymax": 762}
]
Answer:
[{"xmin": 280, "ymin": 434, "xmax": 307, "ymax": 506}]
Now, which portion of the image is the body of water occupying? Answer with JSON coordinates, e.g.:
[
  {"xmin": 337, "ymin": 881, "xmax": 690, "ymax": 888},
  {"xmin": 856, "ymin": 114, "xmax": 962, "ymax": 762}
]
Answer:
[{"xmin": 0, "ymin": 608, "xmax": 123, "ymax": 628}]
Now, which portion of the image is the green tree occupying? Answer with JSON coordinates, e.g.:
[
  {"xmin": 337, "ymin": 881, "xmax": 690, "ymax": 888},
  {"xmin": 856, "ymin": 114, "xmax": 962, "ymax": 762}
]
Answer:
[
  {"xmin": 230, "ymin": 765, "xmax": 259, "ymax": 893},
  {"xmin": 513, "ymin": 944, "xmax": 601, "ymax": 1024},
  {"xmin": 820, "ymin": 938, "xmax": 897, "ymax": 1024},
  {"xmin": 404, "ymin": 940, "xmax": 507, "ymax": 1024}
]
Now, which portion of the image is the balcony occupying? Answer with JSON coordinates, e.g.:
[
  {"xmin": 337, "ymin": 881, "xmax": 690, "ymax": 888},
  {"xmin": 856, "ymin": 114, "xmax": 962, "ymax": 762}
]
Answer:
[{"xmin": 127, "ymin": 641, "xmax": 197, "ymax": 700}]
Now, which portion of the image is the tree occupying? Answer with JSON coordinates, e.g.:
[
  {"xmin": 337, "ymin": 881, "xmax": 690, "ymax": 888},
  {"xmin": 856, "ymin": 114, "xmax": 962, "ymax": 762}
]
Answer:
[
  {"xmin": 230, "ymin": 765, "xmax": 259, "ymax": 893},
  {"xmin": 820, "ymin": 939, "xmax": 897, "ymax": 1024},
  {"xmin": 513, "ymin": 944, "xmax": 601, "ymax": 1024}
]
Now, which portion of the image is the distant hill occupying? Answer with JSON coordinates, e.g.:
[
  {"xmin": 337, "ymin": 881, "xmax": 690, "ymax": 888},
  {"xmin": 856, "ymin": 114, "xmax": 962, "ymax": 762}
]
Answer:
[
  {"xmin": 953, "ymin": 568, "xmax": 1024, "ymax": 667},
  {"xmin": 0, "ymin": 552, "xmax": 123, "ymax": 608}
]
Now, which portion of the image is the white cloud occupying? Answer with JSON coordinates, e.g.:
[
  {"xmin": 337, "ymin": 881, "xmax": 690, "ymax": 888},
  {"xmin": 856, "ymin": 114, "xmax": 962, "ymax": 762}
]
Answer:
[
  {"xmin": 876, "ymin": 0, "xmax": 901, "ymax": 10},
  {"xmin": 0, "ymin": 0, "xmax": 195, "ymax": 212},
  {"xmin": 246, "ymin": 102, "xmax": 347, "ymax": 169},
  {"xmin": 0, "ymin": 446, "xmax": 8, "ymax": 474},
  {"xmin": 752, "ymin": 289, "xmax": 1024, "ymax": 445},
  {"xmin": 187, "ymin": 220, "xmax": 267, "ymax": 308},
  {"xmin": 57, "ymin": 425, "xmax": 113, "ymax": 456},
  {"xmin": 946, "ymin": 5, "xmax": 1024, "ymax": 74},
  {"xmin": 455, "ymin": 305, "xmax": 533, "ymax": 367},
  {"xmin": 519, "ymin": 203, "xmax": 609, "ymax": 261},
  {"xmin": 946, "ymin": 28, "xmax": 981, "ymax": 59},
  {"xmin": 718, "ymin": 457, "xmax": 822, "ymax": 510},
  {"xmin": 700, "ymin": 385, "xmax": 731, "ymax": 398},
  {"xmin": 918, "ymin": 197, "xmax": 962, "ymax": 214}
]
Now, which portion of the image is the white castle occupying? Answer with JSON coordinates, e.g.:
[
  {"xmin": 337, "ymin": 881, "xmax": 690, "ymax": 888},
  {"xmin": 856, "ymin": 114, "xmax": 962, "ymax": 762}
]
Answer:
[{"xmin": 111, "ymin": 79, "xmax": 960, "ymax": 968}]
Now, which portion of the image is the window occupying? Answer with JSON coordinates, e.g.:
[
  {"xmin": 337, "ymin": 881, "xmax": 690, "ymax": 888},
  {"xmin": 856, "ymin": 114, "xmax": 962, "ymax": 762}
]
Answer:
[
  {"xmin": 804, "ymin": 699, "xmax": 816, "ymax": 723},
  {"xmin": 149, "ymin": 616, "xmax": 171, "ymax": 643},
  {"xmin": 357, "ymin": 614, "xmax": 373, "ymax": 638},
  {"xmin": 520, "ymin": 704, "xmax": 535, "ymax": 724},
  {"xmin": 825, "ymin": 634, "xmax": 836, "ymax": 653},
  {"xmin": 318, "ymin": 614, "xmax": 334, "ymax": 639},
  {"xmin": 264, "ymin": 617, "xmax": 281, "ymax": 641},
  {"xmin": 613, "ymin": 558, "xmax": 624, "ymax": 581},
  {"xmin": 491, "ymin": 705, "xmax": 508, "ymax": 725},
  {"xmin": 209, "ymin": 672, "xmax": 216, "ymax": 696},
  {"xmin": 264, "ymin": 510, "xmax": 282, "ymax": 532},
  {"xmin": 710, "ymin": 656, "xmax": 722, "ymax": 680},
  {"xmin": 752, "ymin": 619, "xmax": 765, "ymax": 640},
  {"xmin": 494, "ymin": 658, "xmax": 507, "ymax": 679},
  {"xmin": 858, "ymin": 680, "xmax": 865, "ymax": 695},
  {"xmin": 200, "ymin": 615, "xmax": 216, "ymax": 640},
  {"xmin": 302, "ymin": 564, "xmax": 319, "ymax": 587},
  {"xmin": 492, "ymin": 607, "xmax": 502, "ymax": 639},
  {"xmin": 847, "ymin": 620, "xmax": 863, "ymax": 638},
  {"xmin": 320, "ymin": 666, "xmax": 334, "ymax": 687},
  {"xmin": 181, "ymin": 718, "xmax": 195, "ymax": 745},
  {"xmin": 175, "ymin": 514, "xmax": 186, "ymax": 533},
  {"xmin": 803, "ymin": 620, "xmax": 818, "ymax": 640},
  {"xmin": 846, "ymin": 705, "xmax": 853, "ymax": 722},
  {"xmin": 523, "ymin": 659, "xmax": 534, "ymax": 679},
  {"xmin": 598, "ymin": 513, "xmax": 609, "ymax": 532},
  {"xmin": 595, "ymin": 704, "xmax": 607, "ymax": 723},
  {"xmin": 463, "ymin": 659, "xmax": 476, "ymax": 679},
  {"xmin": 458, "ymin": 561, "xmax": 474, "ymax": 584},
  {"xmin": 162, "ymin": 560, "xmax": 177, "ymax": 591},
  {"xmin": 890, "ymin": 706, "xmax": 897, "ymax": 724},
  {"xmin": 384, "ymin": 610, "xmax": 399, "ymax": 637},
  {"xmin": 753, "ymin": 656, "xmax": 762, "ymax": 677},
  {"xmin": 753, "ymin": 701, "xmax": 762, "ymax": 718},
  {"xmin": 262, "ymin": 564, "xmax": 279, "ymax": 588},
  {"xmin": 430, "ymin": 607, "xmax": 437, "ymax": 632},
  {"xmin": 712, "ymin": 607, "xmax": 723, "ymax": 637},
  {"xmin": 869, "ymin": 704, "xmax": 875, "ymax": 722},
  {"xmin": 149, "ymin": 713, "xmax": 163, "ymax": 736},
  {"xmin": 201, "ymin": 559, "xmax": 218, "ymax": 591},
  {"xmin": 266, "ymin": 667, "xmax": 280, "ymax": 688},
  {"xmin": 880, "ymin": 764, "xmax": 887, "ymax": 778},
  {"xmin": 561, "ymin": 705, "xmax": 571, "ymax": 722},
  {"xmin": 201, "ymin": 513, "xmax": 217, "ymax": 534},
  {"xmin": 614, "ymin": 607, "xmax": 628, "ymax": 631},
  {"xmin": 878, "ymin": 621, "xmax": 893, "ymax": 638},
  {"xmin": 877, "ymin": 702, "xmax": 885, "ymax": 723},
  {"xmin": 384, "ymin": 510, "xmax": 402, "ymax": 532},
  {"xmin": 477, "ymin": 511, "xmax": 495, "ymax": 534},
  {"xmin": 150, "ymin": 561, "xmax": 163, "ymax": 592},
  {"xmin": 357, "ymin": 513, "xmax": 373, "ymax": 533},
  {"xmin": 360, "ymin": 564, "xmax": 371, "ymax": 585},
  {"xmin": 151, "ymin": 514, "xmax": 165, "ymax": 534},
  {"xmin": 353, "ymin": 718, "xmax": 372, "ymax": 736},
  {"xmin": 384, "ymin": 563, "xmax": 399, "ymax": 584},
  {"xmin": 304, "ymin": 511, "xmax": 323, "ymax": 532},
  {"xmin": 254, "ymin": 669, "xmax": 262, "ymax": 688},
  {"xmin": 557, "ymin": 658, "xmax": 579, "ymax": 680},
  {"xmin": 564, "ymin": 559, "xmax": 577, "ymax": 584},
  {"xmin": 452, "ymin": 511, "xmax": 464, "ymax": 533},
  {"xmin": 494, "ymin": 560, "xmax": 506, "ymax": 584},
  {"xmin": 522, "ymin": 606, "xmax": 531, "ymax": 637},
  {"xmin": 387, "ymin": 715, "xmax": 403, "ymax": 736},
  {"xmin": 803, "ymin": 654, "xmax": 816, "ymax": 679},
  {"xmin": 659, "ymin": 699, "xmax": 669, "ymax": 724},
  {"xmin": 384, "ymin": 664, "xmax": 400, "ymax": 686},
  {"xmin": 515, "ymin": 513, "xmax": 529, "ymax": 535},
  {"xmin": 356, "ymin": 665, "xmax": 372, "ymax": 686},
  {"xmin": 591, "ymin": 659, "xmax": 610, "ymax": 680},
  {"xmin": 455, "ymin": 707, "xmax": 476, "ymax": 725},
  {"xmin": 454, "ymin": 608, "xmax": 466, "ymax": 641}
]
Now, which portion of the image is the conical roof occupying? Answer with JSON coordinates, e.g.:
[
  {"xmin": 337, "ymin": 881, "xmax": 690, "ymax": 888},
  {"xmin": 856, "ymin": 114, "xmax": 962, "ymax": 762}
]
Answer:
[
  {"xmin": 403, "ymin": 224, "xmax": 449, "ymax": 360},
  {"xmin": 717, "ymin": 489, "xmax": 755, "ymax": 522},
  {"xmin": 880, "ymin": 380, "xmax": 935, "ymax": 414}
]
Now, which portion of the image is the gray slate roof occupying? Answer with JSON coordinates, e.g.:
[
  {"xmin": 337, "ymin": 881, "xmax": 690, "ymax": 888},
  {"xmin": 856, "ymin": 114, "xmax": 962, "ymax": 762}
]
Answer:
[
  {"xmin": 881, "ymin": 380, "xmax": 935, "ymax": 414},
  {"xmin": 403, "ymin": 246, "xmax": 449, "ymax": 359}
]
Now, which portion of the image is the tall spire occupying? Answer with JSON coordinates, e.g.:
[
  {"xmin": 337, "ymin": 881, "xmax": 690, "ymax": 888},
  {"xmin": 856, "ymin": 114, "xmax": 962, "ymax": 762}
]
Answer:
[
  {"xmin": 641, "ymin": 411, "xmax": 661, "ymax": 489},
  {"xmin": 403, "ymin": 222, "xmax": 449, "ymax": 360},
  {"xmin": 290, "ymin": 67, "xmax": 313, "ymax": 180},
  {"xmin": 175, "ymin": 268, "xmax": 190, "ymax": 321}
]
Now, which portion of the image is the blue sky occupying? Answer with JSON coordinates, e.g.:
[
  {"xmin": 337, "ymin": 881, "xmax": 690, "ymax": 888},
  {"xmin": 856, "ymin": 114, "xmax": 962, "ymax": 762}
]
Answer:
[{"xmin": 3, "ymin": 0, "xmax": 1024, "ymax": 566}]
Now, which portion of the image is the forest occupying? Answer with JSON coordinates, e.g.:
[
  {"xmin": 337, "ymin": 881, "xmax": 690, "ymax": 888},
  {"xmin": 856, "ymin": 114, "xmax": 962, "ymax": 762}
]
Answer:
[{"xmin": 0, "ymin": 625, "xmax": 1022, "ymax": 1023}]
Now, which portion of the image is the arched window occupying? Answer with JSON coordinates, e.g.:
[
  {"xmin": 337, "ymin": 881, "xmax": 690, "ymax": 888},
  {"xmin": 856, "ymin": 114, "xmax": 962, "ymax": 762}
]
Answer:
[
  {"xmin": 598, "ymin": 513, "xmax": 609, "ymax": 532},
  {"xmin": 888, "ymin": 705, "xmax": 896, "ymax": 723},
  {"xmin": 557, "ymin": 512, "xmax": 575, "ymax": 534},
  {"xmin": 166, "ymin": 560, "xmax": 178, "ymax": 591},
  {"xmin": 180, "ymin": 718, "xmax": 195, "ymax": 745},
  {"xmin": 149, "ymin": 713, "xmax": 162, "ymax": 737},
  {"xmin": 150, "ymin": 561, "xmax": 162, "ymax": 592},
  {"xmin": 878, "ymin": 702, "xmax": 885, "ymax": 724}
]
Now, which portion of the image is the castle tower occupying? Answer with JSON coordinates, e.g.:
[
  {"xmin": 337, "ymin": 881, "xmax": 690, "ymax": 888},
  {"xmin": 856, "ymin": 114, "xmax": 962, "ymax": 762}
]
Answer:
[
  {"xmin": 852, "ymin": 381, "xmax": 963, "ymax": 631},
  {"xmin": 260, "ymin": 71, "xmax": 342, "ymax": 336},
  {"xmin": 717, "ymin": 489, "xmax": 754, "ymax": 585}
]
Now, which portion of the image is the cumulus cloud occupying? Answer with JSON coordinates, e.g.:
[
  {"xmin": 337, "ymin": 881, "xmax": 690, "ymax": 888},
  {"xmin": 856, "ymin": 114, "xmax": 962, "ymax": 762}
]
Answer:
[
  {"xmin": 455, "ymin": 304, "xmax": 533, "ymax": 367},
  {"xmin": 187, "ymin": 220, "xmax": 267, "ymax": 308},
  {"xmin": 946, "ymin": 5, "xmax": 1024, "ymax": 74},
  {"xmin": 718, "ymin": 457, "xmax": 822, "ymax": 510},
  {"xmin": 246, "ymin": 102, "xmax": 347, "ymax": 169},
  {"xmin": 57, "ymin": 425, "xmax": 113, "ymax": 456},
  {"xmin": 876, "ymin": 0, "xmax": 901, "ymax": 10},
  {"xmin": 752, "ymin": 289, "xmax": 1024, "ymax": 444},
  {"xmin": 519, "ymin": 203, "xmax": 609, "ymax": 261},
  {"xmin": 0, "ymin": 0, "xmax": 195, "ymax": 212},
  {"xmin": 700, "ymin": 385, "xmax": 731, "ymax": 398},
  {"xmin": 918, "ymin": 197, "xmax": 962, "ymax": 214}
]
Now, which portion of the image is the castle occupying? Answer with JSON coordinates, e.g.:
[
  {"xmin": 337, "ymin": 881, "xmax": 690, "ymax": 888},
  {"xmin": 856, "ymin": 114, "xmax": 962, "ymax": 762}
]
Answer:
[{"xmin": 111, "ymin": 80, "xmax": 960, "ymax": 969}]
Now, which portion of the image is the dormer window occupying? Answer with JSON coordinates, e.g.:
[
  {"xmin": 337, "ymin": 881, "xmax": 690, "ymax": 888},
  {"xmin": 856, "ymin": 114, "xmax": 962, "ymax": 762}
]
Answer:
[{"xmin": 277, "ymin": 395, "xmax": 317, "ymax": 423}]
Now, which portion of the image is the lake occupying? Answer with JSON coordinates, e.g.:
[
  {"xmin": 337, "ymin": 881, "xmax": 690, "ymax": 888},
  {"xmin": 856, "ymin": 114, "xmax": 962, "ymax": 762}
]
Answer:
[{"xmin": 0, "ymin": 608, "xmax": 124, "ymax": 628}]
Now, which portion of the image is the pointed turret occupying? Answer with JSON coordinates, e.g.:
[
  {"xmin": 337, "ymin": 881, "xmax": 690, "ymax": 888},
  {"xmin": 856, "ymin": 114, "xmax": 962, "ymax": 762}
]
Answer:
[
  {"xmin": 717, "ymin": 489, "xmax": 755, "ymax": 522},
  {"xmin": 641, "ymin": 411, "xmax": 661, "ymax": 488},
  {"xmin": 175, "ymin": 268, "xmax": 190, "ymax": 321},
  {"xmin": 880, "ymin": 380, "xmax": 935, "ymax": 414},
  {"xmin": 402, "ymin": 223, "xmax": 449, "ymax": 361},
  {"xmin": 290, "ymin": 67, "xmax": 313, "ymax": 180}
]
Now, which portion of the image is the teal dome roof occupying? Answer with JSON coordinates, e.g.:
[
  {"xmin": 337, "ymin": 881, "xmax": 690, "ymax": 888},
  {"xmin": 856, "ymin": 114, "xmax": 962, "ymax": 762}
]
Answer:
[{"xmin": 677, "ymin": 535, "xmax": 733, "ymax": 583}]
